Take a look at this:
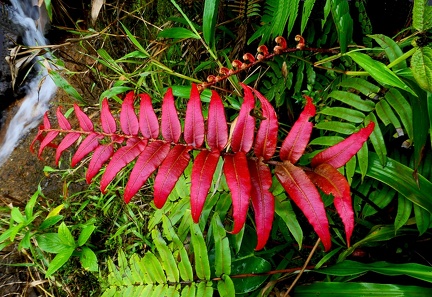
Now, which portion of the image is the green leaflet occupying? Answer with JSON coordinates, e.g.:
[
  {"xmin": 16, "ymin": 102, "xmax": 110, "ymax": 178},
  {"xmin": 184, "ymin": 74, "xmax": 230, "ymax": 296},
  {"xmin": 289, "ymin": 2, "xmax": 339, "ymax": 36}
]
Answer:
[
  {"xmin": 190, "ymin": 223, "xmax": 211, "ymax": 280},
  {"xmin": 157, "ymin": 27, "xmax": 200, "ymax": 39},
  {"xmin": 317, "ymin": 260, "xmax": 432, "ymax": 283},
  {"xmin": 217, "ymin": 275, "xmax": 235, "ymax": 297},
  {"xmin": 315, "ymin": 121, "xmax": 357, "ymax": 135},
  {"xmin": 375, "ymin": 100, "xmax": 403, "ymax": 136},
  {"xmin": 338, "ymin": 77, "xmax": 380, "ymax": 98},
  {"xmin": 361, "ymin": 187, "xmax": 396, "ymax": 218},
  {"xmin": 414, "ymin": 204, "xmax": 430, "ymax": 235},
  {"xmin": 287, "ymin": 0, "xmax": 301, "ymax": 37},
  {"xmin": 369, "ymin": 34, "xmax": 407, "ymax": 70},
  {"xmin": 365, "ymin": 113, "xmax": 387, "ymax": 165},
  {"xmin": 152, "ymin": 229, "xmax": 180, "ymax": 283},
  {"xmin": 411, "ymin": 94, "xmax": 429, "ymax": 171},
  {"xmin": 300, "ymin": 0, "xmax": 316, "ymax": 34},
  {"xmin": 413, "ymin": 0, "xmax": 432, "ymax": 31},
  {"xmin": 331, "ymin": 0, "xmax": 353, "ymax": 53},
  {"xmin": 46, "ymin": 247, "xmax": 75, "ymax": 277},
  {"xmin": 385, "ymin": 88, "xmax": 413, "ymax": 140},
  {"xmin": 328, "ymin": 90, "xmax": 375, "ymax": 112},
  {"xmin": 348, "ymin": 52, "xmax": 417, "ymax": 96},
  {"xmin": 394, "ymin": 195, "xmax": 413, "ymax": 232},
  {"xmin": 275, "ymin": 194, "xmax": 303, "ymax": 248},
  {"xmin": 203, "ymin": 0, "xmax": 220, "ymax": 49},
  {"xmin": 411, "ymin": 46, "xmax": 432, "ymax": 93},
  {"xmin": 357, "ymin": 142, "xmax": 369, "ymax": 181},
  {"xmin": 212, "ymin": 214, "xmax": 231, "ymax": 277},
  {"xmin": 309, "ymin": 136, "xmax": 345, "ymax": 146},
  {"xmin": 319, "ymin": 107, "xmax": 365, "ymax": 123},
  {"xmin": 48, "ymin": 70, "xmax": 86, "ymax": 104}
]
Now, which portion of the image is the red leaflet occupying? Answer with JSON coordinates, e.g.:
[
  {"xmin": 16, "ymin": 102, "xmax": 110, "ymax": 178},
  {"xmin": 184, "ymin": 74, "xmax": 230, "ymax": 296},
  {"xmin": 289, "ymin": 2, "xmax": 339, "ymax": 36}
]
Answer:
[
  {"xmin": 86, "ymin": 144, "xmax": 114, "ymax": 183},
  {"xmin": 30, "ymin": 126, "xmax": 45, "ymax": 154},
  {"xmin": 100, "ymin": 138, "xmax": 147, "ymax": 193},
  {"xmin": 207, "ymin": 90, "xmax": 228, "ymax": 151},
  {"xmin": 230, "ymin": 84, "xmax": 255, "ymax": 153},
  {"xmin": 55, "ymin": 133, "xmax": 80, "ymax": 165},
  {"xmin": 306, "ymin": 163, "xmax": 354, "ymax": 246},
  {"xmin": 139, "ymin": 93, "xmax": 159, "ymax": 139},
  {"xmin": 154, "ymin": 145, "xmax": 191, "ymax": 208},
  {"xmin": 43, "ymin": 112, "xmax": 51, "ymax": 129},
  {"xmin": 124, "ymin": 141, "xmax": 171, "ymax": 203},
  {"xmin": 74, "ymin": 104, "xmax": 94, "ymax": 132},
  {"xmin": 248, "ymin": 159, "xmax": 274, "ymax": 250},
  {"xmin": 120, "ymin": 91, "xmax": 139, "ymax": 136},
  {"xmin": 190, "ymin": 150, "xmax": 220, "ymax": 222},
  {"xmin": 311, "ymin": 122, "xmax": 375, "ymax": 168},
  {"xmin": 38, "ymin": 131, "xmax": 59, "ymax": 158},
  {"xmin": 56, "ymin": 107, "xmax": 72, "ymax": 130},
  {"xmin": 280, "ymin": 96, "xmax": 315, "ymax": 163},
  {"xmin": 252, "ymin": 89, "xmax": 278, "ymax": 160},
  {"xmin": 161, "ymin": 88, "xmax": 181, "ymax": 143},
  {"xmin": 101, "ymin": 98, "xmax": 117, "ymax": 134},
  {"xmin": 275, "ymin": 161, "xmax": 331, "ymax": 251},
  {"xmin": 71, "ymin": 133, "xmax": 103, "ymax": 167},
  {"xmin": 184, "ymin": 84, "xmax": 205, "ymax": 148},
  {"xmin": 223, "ymin": 152, "xmax": 252, "ymax": 234}
]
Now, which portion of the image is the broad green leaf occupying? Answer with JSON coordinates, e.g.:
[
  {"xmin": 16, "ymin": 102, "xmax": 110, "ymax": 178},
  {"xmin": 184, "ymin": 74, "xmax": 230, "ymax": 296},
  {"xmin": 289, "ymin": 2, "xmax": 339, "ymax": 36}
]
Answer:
[
  {"xmin": 157, "ymin": 27, "xmax": 200, "ymax": 39},
  {"xmin": 203, "ymin": 0, "xmax": 220, "ymax": 49},
  {"xmin": 275, "ymin": 194, "xmax": 303, "ymax": 249},
  {"xmin": 295, "ymin": 282, "xmax": 432, "ymax": 296},
  {"xmin": 46, "ymin": 247, "xmax": 75, "ymax": 277},
  {"xmin": 331, "ymin": 0, "xmax": 353, "ymax": 53},
  {"xmin": 364, "ymin": 152, "xmax": 432, "ymax": 213},
  {"xmin": 78, "ymin": 224, "xmax": 95, "ymax": 246},
  {"xmin": 369, "ymin": 34, "xmax": 407, "ymax": 70},
  {"xmin": 48, "ymin": 70, "xmax": 86, "ymax": 103},
  {"xmin": 375, "ymin": 100, "xmax": 403, "ymax": 135},
  {"xmin": 301, "ymin": 0, "xmax": 316, "ymax": 34},
  {"xmin": 328, "ymin": 90, "xmax": 375, "ymax": 112},
  {"xmin": 385, "ymin": 88, "xmax": 413, "ymax": 139},
  {"xmin": 319, "ymin": 107, "xmax": 365, "ymax": 123},
  {"xmin": 347, "ymin": 52, "xmax": 416, "ymax": 96},
  {"xmin": 414, "ymin": 204, "xmax": 430, "ymax": 235},
  {"xmin": 45, "ymin": 204, "xmax": 64, "ymax": 219},
  {"xmin": 10, "ymin": 207, "xmax": 24, "ymax": 224},
  {"xmin": 58, "ymin": 222, "xmax": 75, "ymax": 247},
  {"xmin": 338, "ymin": 78, "xmax": 380, "ymax": 98},
  {"xmin": 212, "ymin": 214, "xmax": 231, "ymax": 276},
  {"xmin": 36, "ymin": 233, "xmax": 69, "ymax": 253},
  {"xmin": 80, "ymin": 246, "xmax": 98, "ymax": 272},
  {"xmin": 39, "ymin": 215, "xmax": 64, "ymax": 230},
  {"xmin": 152, "ymin": 229, "xmax": 179, "ymax": 283},
  {"xmin": 217, "ymin": 275, "xmax": 235, "ymax": 297},
  {"xmin": 231, "ymin": 256, "xmax": 271, "ymax": 294},
  {"xmin": 315, "ymin": 121, "xmax": 357, "ymax": 134},
  {"xmin": 394, "ymin": 195, "xmax": 413, "ymax": 231},
  {"xmin": 318, "ymin": 260, "xmax": 432, "ymax": 283},
  {"xmin": 413, "ymin": 0, "xmax": 432, "ymax": 31},
  {"xmin": 411, "ymin": 46, "xmax": 432, "ymax": 93},
  {"xmin": 365, "ymin": 113, "xmax": 387, "ymax": 165},
  {"xmin": 190, "ymin": 223, "xmax": 211, "ymax": 280}
]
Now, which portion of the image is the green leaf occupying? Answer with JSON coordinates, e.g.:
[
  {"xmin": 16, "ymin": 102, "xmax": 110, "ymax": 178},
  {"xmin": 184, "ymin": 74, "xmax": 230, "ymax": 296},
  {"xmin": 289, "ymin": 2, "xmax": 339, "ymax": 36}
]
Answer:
[
  {"xmin": 58, "ymin": 222, "xmax": 75, "ymax": 247},
  {"xmin": 197, "ymin": 281, "xmax": 214, "ymax": 297},
  {"xmin": 217, "ymin": 275, "xmax": 235, "ymax": 297},
  {"xmin": 36, "ymin": 233, "xmax": 69, "ymax": 253},
  {"xmin": 287, "ymin": 0, "xmax": 301, "ymax": 37},
  {"xmin": 203, "ymin": 0, "xmax": 220, "ymax": 49},
  {"xmin": 338, "ymin": 77, "xmax": 380, "ymax": 98},
  {"xmin": 39, "ymin": 215, "xmax": 63, "ymax": 230},
  {"xmin": 25, "ymin": 189, "xmax": 39, "ymax": 219},
  {"xmin": 212, "ymin": 214, "xmax": 231, "ymax": 277},
  {"xmin": 301, "ymin": 0, "xmax": 316, "ymax": 35},
  {"xmin": 328, "ymin": 90, "xmax": 375, "ymax": 112},
  {"xmin": 44, "ymin": 0, "xmax": 52, "ymax": 21},
  {"xmin": 369, "ymin": 34, "xmax": 407, "ymax": 70},
  {"xmin": 78, "ymin": 224, "xmax": 96, "ymax": 247},
  {"xmin": 318, "ymin": 260, "xmax": 432, "ymax": 283},
  {"xmin": 347, "ymin": 52, "xmax": 416, "ymax": 96},
  {"xmin": 385, "ymin": 88, "xmax": 413, "ymax": 139},
  {"xmin": 309, "ymin": 136, "xmax": 345, "ymax": 146},
  {"xmin": 428, "ymin": 92, "xmax": 432, "ymax": 148},
  {"xmin": 120, "ymin": 22, "xmax": 149, "ymax": 55},
  {"xmin": 100, "ymin": 86, "xmax": 133, "ymax": 103},
  {"xmin": 80, "ymin": 246, "xmax": 98, "ymax": 272},
  {"xmin": 411, "ymin": 94, "xmax": 429, "ymax": 171},
  {"xmin": 414, "ymin": 204, "xmax": 430, "ymax": 235},
  {"xmin": 319, "ymin": 107, "xmax": 365, "ymax": 123},
  {"xmin": 46, "ymin": 247, "xmax": 75, "ymax": 277},
  {"xmin": 365, "ymin": 113, "xmax": 387, "ymax": 165},
  {"xmin": 157, "ymin": 27, "xmax": 200, "ymax": 39},
  {"xmin": 357, "ymin": 142, "xmax": 369, "ymax": 180},
  {"xmin": 190, "ymin": 222, "xmax": 211, "ymax": 280},
  {"xmin": 295, "ymin": 282, "xmax": 432, "ymax": 296},
  {"xmin": 48, "ymin": 70, "xmax": 85, "ymax": 103},
  {"xmin": 413, "ymin": 0, "xmax": 432, "ymax": 31},
  {"xmin": 10, "ymin": 207, "xmax": 24, "ymax": 224},
  {"xmin": 315, "ymin": 121, "xmax": 357, "ymax": 134},
  {"xmin": 275, "ymin": 195, "xmax": 303, "ymax": 248},
  {"xmin": 362, "ymin": 188, "xmax": 396, "ymax": 217},
  {"xmin": 375, "ymin": 100, "xmax": 403, "ymax": 135},
  {"xmin": 411, "ymin": 46, "xmax": 432, "ymax": 93},
  {"xmin": 231, "ymin": 256, "xmax": 271, "ymax": 294},
  {"xmin": 394, "ymin": 195, "xmax": 413, "ymax": 231},
  {"xmin": 152, "ymin": 229, "xmax": 179, "ymax": 283},
  {"xmin": 169, "ymin": 86, "xmax": 212, "ymax": 102},
  {"xmin": 331, "ymin": 0, "xmax": 353, "ymax": 53},
  {"xmin": 143, "ymin": 252, "xmax": 166, "ymax": 283}
]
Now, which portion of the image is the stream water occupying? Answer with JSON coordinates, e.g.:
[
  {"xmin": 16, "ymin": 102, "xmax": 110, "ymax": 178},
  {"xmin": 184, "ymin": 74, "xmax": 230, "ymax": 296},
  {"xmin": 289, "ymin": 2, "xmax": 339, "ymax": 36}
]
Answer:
[{"xmin": 0, "ymin": 0, "xmax": 57, "ymax": 167}]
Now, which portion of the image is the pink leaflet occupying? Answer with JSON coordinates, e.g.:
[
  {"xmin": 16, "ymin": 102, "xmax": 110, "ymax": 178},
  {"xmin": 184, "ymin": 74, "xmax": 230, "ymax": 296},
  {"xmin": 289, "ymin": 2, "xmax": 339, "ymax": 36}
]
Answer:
[
  {"xmin": 100, "ymin": 138, "xmax": 147, "ymax": 193},
  {"xmin": 38, "ymin": 131, "xmax": 59, "ymax": 158},
  {"xmin": 86, "ymin": 144, "xmax": 114, "ymax": 183},
  {"xmin": 56, "ymin": 107, "xmax": 72, "ymax": 130},
  {"xmin": 120, "ymin": 91, "xmax": 139, "ymax": 136},
  {"xmin": 139, "ymin": 93, "xmax": 159, "ymax": 139},
  {"xmin": 153, "ymin": 145, "xmax": 191, "ymax": 208},
  {"xmin": 207, "ymin": 90, "xmax": 228, "ymax": 151},
  {"xmin": 306, "ymin": 163, "xmax": 354, "ymax": 247},
  {"xmin": 184, "ymin": 83, "xmax": 205, "ymax": 148},
  {"xmin": 124, "ymin": 141, "xmax": 171, "ymax": 203},
  {"xmin": 71, "ymin": 133, "xmax": 103, "ymax": 167},
  {"xmin": 74, "ymin": 104, "xmax": 94, "ymax": 132},
  {"xmin": 223, "ymin": 152, "xmax": 251, "ymax": 234},
  {"xmin": 43, "ymin": 112, "xmax": 51, "ymax": 129},
  {"xmin": 55, "ymin": 133, "xmax": 80, "ymax": 165},
  {"xmin": 252, "ymin": 88, "xmax": 278, "ymax": 160},
  {"xmin": 275, "ymin": 161, "xmax": 331, "ymax": 251},
  {"xmin": 230, "ymin": 84, "xmax": 255, "ymax": 153},
  {"xmin": 311, "ymin": 122, "xmax": 375, "ymax": 169},
  {"xmin": 190, "ymin": 150, "xmax": 220, "ymax": 223},
  {"xmin": 101, "ymin": 98, "xmax": 117, "ymax": 134},
  {"xmin": 248, "ymin": 159, "xmax": 274, "ymax": 251},
  {"xmin": 279, "ymin": 96, "xmax": 315, "ymax": 163},
  {"xmin": 161, "ymin": 88, "xmax": 181, "ymax": 143},
  {"xmin": 30, "ymin": 126, "xmax": 45, "ymax": 154}
]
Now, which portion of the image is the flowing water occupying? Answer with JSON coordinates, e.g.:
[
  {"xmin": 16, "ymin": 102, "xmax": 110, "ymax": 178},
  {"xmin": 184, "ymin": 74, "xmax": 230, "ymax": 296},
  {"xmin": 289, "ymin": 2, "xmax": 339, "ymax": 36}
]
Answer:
[{"xmin": 0, "ymin": 0, "xmax": 57, "ymax": 166}]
